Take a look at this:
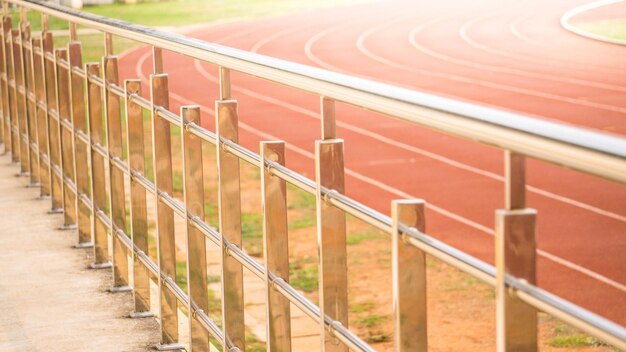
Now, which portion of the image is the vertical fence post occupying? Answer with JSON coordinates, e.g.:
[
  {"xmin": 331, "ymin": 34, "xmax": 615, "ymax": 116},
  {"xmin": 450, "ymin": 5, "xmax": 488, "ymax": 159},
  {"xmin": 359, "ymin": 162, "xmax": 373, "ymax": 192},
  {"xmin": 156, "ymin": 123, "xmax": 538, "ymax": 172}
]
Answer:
[
  {"xmin": 21, "ymin": 18, "xmax": 39, "ymax": 185},
  {"xmin": 55, "ymin": 47, "xmax": 77, "ymax": 229},
  {"xmin": 0, "ymin": 9, "xmax": 10, "ymax": 155},
  {"xmin": 181, "ymin": 105, "xmax": 210, "ymax": 351},
  {"xmin": 86, "ymin": 62, "xmax": 111, "ymax": 269},
  {"xmin": 68, "ymin": 35, "xmax": 92, "ymax": 247},
  {"xmin": 103, "ymin": 51, "xmax": 131, "ymax": 291},
  {"xmin": 6, "ymin": 22, "xmax": 18, "ymax": 163},
  {"xmin": 125, "ymin": 78, "xmax": 153, "ymax": 318},
  {"xmin": 496, "ymin": 151, "xmax": 537, "ymax": 352},
  {"xmin": 150, "ymin": 67, "xmax": 181, "ymax": 349},
  {"xmin": 43, "ymin": 30, "xmax": 63, "ymax": 213},
  {"xmin": 13, "ymin": 27, "xmax": 28, "ymax": 173},
  {"xmin": 32, "ymin": 37, "xmax": 50, "ymax": 198},
  {"xmin": 215, "ymin": 96, "xmax": 245, "ymax": 351},
  {"xmin": 391, "ymin": 199, "xmax": 427, "ymax": 352},
  {"xmin": 316, "ymin": 96, "xmax": 348, "ymax": 352},
  {"xmin": 261, "ymin": 140, "xmax": 291, "ymax": 352}
]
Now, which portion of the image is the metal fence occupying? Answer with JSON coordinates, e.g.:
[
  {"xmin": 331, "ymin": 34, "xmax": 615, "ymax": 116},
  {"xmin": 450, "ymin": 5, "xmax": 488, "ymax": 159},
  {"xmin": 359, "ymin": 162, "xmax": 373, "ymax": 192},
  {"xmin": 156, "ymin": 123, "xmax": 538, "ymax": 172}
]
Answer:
[{"xmin": 0, "ymin": 0, "xmax": 625, "ymax": 351}]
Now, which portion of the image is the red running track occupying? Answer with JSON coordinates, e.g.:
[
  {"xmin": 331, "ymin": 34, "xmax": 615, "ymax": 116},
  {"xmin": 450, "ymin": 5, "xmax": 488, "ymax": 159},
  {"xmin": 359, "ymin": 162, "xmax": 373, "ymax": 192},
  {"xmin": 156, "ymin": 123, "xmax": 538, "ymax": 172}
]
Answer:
[{"xmin": 118, "ymin": 0, "xmax": 626, "ymax": 325}]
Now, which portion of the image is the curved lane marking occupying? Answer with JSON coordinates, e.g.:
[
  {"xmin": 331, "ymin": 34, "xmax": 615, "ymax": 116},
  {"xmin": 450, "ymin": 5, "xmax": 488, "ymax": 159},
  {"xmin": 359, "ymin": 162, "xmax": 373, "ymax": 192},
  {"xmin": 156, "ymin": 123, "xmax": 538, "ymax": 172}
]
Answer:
[
  {"xmin": 358, "ymin": 20, "xmax": 626, "ymax": 114},
  {"xmin": 408, "ymin": 17, "xmax": 626, "ymax": 93}
]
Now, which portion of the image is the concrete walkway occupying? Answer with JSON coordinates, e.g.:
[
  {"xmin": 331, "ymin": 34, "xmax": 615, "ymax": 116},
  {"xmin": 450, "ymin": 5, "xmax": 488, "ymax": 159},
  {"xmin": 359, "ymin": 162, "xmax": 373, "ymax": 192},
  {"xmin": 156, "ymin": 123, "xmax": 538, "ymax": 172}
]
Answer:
[{"xmin": 0, "ymin": 153, "xmax": 160, "ymax": 352}]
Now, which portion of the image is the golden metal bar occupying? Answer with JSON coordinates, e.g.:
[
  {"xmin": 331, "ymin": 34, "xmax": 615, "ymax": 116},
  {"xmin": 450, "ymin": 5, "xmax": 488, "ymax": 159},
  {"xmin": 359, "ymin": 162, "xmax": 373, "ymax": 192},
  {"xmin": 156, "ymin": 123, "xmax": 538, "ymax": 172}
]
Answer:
[
  {"xmin": 391, "ymin": 200, "xmax": 427, "ymax": 352},
  {"xmin": 321, "ymin": 97, "xmax": 335, "ymax": 140},
  {"xmin": 69, "ymin": 22, "xmax": 77, "ymax": 42},
  {"xmin": 261, "ymin": 140, "xmax": 292, "ymax": 352},
  {"xmin": 86, "ymin": 62, "xmax": 110, "ymax": 267},
  {"xmin": 11, "ymin": 28, "xmax": 27, "ymax": 170},
  {"xmin": 21, "ymin": 22, "xmax": 39, "ymax": 184},
  {"xmin": 55, "ymin": 47, "xmax": 77, "ymax": 227},
  {"xmin": 505, "ymin": 151, "xmax": 526, "ymax": 210},
  {"xmin": 315, "ymin": 138, "xmax": 348, "ymax": 352},
  {"xmin": 104, "ymin": 55, "xmax": 130, "ymax": 290},
  {"xmin": 68, "ymin": 40, "xmax": 91, "ymax": 246},
  {"xmin": 0, "ymin": 16, "xmax": 10, "ymax": 155},
  {"xmin": 42, "ymin": 30, "xmax": 62, "ymax": 210},
  {"xmin": 150, "ymin": 73, "xmax": 181, "ymax": 349},
  {"xmin": 216, "ymin": 99, "xmax": 245, "ymax": 351},
  {"xmin": 219, "ymin": 67, "xmax": 230, "ymax": 100},
  {"xmin": 152, "ymin": 46, "xmax": 162, "ymax": 74},
  {"xmin": 32, "ymin": 37, "xmax": 49, "ymax": 196},
  {"xmin": 181, "ymin": 105, "xmax": 210, "ymax": 351},
  {"xmin": 104, "ymin": 32, "xmax": 112, "ymax": 56},
  {"xmin": 496, "ymin": 209, "xmax": 537, "ymax": 352},
  {"xmin": 125, "ymin": 79, "xmax": 152, "ymax": 317}
]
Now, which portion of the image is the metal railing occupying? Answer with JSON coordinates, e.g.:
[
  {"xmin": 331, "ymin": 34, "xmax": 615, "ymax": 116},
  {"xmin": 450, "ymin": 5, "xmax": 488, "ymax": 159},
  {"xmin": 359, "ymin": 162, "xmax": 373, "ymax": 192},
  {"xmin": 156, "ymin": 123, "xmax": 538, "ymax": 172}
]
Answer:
[{"xmin": 0, "ymin": 0, "xmax": 624, "ymax": 351}]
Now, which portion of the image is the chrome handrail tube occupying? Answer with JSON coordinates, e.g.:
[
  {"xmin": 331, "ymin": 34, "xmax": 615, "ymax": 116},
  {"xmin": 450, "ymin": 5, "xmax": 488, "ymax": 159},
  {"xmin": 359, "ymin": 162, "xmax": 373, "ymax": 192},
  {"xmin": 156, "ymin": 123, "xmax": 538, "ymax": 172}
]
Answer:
[{"xmin": 8, "ymin": 0, "xmax": 626, "ymax": 185}]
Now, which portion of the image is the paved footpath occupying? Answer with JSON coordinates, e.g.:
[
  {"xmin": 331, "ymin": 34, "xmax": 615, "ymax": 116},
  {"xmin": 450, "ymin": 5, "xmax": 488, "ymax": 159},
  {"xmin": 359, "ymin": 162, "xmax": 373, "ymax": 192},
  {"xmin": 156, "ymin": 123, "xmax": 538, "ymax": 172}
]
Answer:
[{"xmin": 0, "ymin": 152, "xmax": 160, "ymax": 352}]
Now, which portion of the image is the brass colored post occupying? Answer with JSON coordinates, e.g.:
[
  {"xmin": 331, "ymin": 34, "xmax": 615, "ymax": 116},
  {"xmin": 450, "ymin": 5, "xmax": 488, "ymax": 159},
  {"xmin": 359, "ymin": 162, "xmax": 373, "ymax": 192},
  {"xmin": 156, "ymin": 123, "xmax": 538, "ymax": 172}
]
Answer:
[
  {"xmin": 315, "ymin": 138, "xmax": 348, "ymax": 352},
  {"xmin": 43, "ymin": 31, "xmax": 63, "ymax": 212},
  {"xmin": 219, "ymin": 67, "xmax": 230, "ymax": 100},
  {"xmin": 125, "ymin": 79, "xmax": 153, "ymax": 317},
  {"xmin": 6, "ymin": 22, "xmax": 19, "ymax": 163},
  {"xmin": 150, "ymin": 73, "xmax": 181, "ymax": 349},
  {"xmin": 0, "ymin": 15, "xmax": 10, "ymax": 155},
  {"xmin": 391, "ymin": 200, "xmax": 427, "ymax": 352},
  {"xmin": 68, "ymin": 41, "xmax": 92, "ymax": 246},
  {"xmin": 216, "ymin": 99, "xmax": 245, "ymax": 351},
  {"xmin": 321, "ymin": 97, "xmax": 336, "ymax": 140},
  {"xmin": 13, "ymin": 28, "xmax": 29, "ymax": 173},
  {"xmin": 32, "ymin": 38, "xmax": 50, "ymax": 197},
  {"xmin": 496, "ymin": 151, "xmax": 537, "ymax": 352},
  {"xmin": 104, "ymin": 55, "xmax": 130, "ymax": 291},
  {"xmin": 55, "ymin": 47, "xmax": 77, "ymax": 228},
  {"xmin": 181, "ymin": 105, "xmax": 210, "ymax": 351},
  {"xmin": 152, "ymin": 47, "xmax": 163, "ymax": 74},
  {"xmin": 261, "ymin": 140, "xmax": 291, "ymax": 352},
  {"xmin": 21, "ymin": 21, "xmax": 38, "ymax": 185},
  {"xmin": 86, "ymin": 62, "xmax": 111, "ymax": 268}
]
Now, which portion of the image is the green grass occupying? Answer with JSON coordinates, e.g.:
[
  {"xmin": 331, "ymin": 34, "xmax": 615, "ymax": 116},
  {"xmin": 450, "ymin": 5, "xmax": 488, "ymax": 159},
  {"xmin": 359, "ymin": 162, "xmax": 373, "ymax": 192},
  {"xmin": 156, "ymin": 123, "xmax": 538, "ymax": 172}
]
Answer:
[
  {"xmin": 548, "ymin": 323, "xmax": 610, "ymax": 349},
  {"xmin": 13, "ymin": 0, "xmax": 374, "ymax": 31},
  {"xmin": 289, "ymin": 258, "xmax": 318, "ymax": 293},
  {"xmin": 242, "ymin": 212, "xmax": 264, "ymax": 257},
  {"xmin": 346, "ymin": 230, "xmax": 385, "ymax": 246},
  {"xmin": 577, "ymin": 20, "xmax": 626, "ymax": 41}
]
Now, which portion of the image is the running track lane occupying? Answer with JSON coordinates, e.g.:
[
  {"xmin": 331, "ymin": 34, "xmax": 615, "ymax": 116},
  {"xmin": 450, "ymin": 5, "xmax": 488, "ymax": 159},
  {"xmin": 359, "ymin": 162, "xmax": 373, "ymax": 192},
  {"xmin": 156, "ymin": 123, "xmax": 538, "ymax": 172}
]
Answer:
[{"xmin": 118, "ymin": 0, "xmax": 626, "ymax": 325}]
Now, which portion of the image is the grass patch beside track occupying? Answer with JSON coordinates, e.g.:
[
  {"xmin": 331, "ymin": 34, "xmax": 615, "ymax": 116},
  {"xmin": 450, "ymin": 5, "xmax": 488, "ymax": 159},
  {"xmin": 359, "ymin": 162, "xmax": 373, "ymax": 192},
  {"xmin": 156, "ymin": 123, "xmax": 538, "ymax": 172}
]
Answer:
[{"xmin": 577, "ymin": 20, "xmax": 626, "ymax": 41}]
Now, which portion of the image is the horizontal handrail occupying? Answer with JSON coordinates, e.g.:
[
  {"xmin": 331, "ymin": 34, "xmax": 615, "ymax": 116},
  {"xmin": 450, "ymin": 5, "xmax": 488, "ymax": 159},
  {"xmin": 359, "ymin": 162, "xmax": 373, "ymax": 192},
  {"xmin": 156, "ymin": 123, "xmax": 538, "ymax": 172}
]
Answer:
[{"xmin": 10, "ymin": 0, "xmax": 626, "ymax": 185}]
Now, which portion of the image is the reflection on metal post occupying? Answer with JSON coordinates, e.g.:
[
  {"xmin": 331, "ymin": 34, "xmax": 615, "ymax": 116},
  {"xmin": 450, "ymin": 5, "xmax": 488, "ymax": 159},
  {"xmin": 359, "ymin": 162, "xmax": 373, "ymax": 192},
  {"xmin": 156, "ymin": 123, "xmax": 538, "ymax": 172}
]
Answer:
[
  {"xmin": 496, "ymin": 151, "xmax": 537, "ymax": 352},
  {"xmin": 150, "ymin": 72, "xmax": 182, "ymax": 350},
  {"xmin": 125, "ymin": 78, "xmax": 153, "ymax": 317},
  {"xmin": 43, "ymin": 30, "xmax": 63, "ymax": 213},
  {"xmin": 181, "ymin": 105, "xmax": 210, "ymax": 351},
  {"xmin": 391, "ymin": 199, "xmax": 427, "ymax": 352},
  {"xmin": 216, "ymin": 99, "xmax": 245, "ymax": 351},
  {"xmin": 86, "ymin": 62, "xmax": 111, "ymax": 269},
  {"xmin": 68, "ymin": 40, "xmax": 92, "ymax": 247},
  {"xmin": 315, "ymin": 138, "xmax": 348, "ymax": 352},
  {"xmin": 261, "ymin": 140, "xmax": 291, "ymax": 352},
  {"xmin": 55, "ymin": 47, "xmax": 77, "ymax": 228},
  {"xmin": 104, "ymin": 54, "xmax": 130, "ymax": 291},
  {"xmin": 32, "ymin": 38, "xmax": 51, "ymax": 198},
  {"xmin": 13, "ymin": 28, "xmax": 28, "ymax": 173}
]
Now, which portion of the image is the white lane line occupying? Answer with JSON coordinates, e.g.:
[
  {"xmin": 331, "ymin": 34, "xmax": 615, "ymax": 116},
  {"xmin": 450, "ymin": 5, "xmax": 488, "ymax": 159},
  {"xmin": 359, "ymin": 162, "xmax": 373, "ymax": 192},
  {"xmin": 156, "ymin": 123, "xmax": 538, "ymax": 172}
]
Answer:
[
  {"xmin": 407, "ymin": 17, "xmax": 626, "ymax": 93},
  {"xmin": 358, "ymin": 21, "xmax": 626, "ymax": 114},
  {"xmin": 132, "ymin": 26, "xmax": 626, "ymax": 293}
]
